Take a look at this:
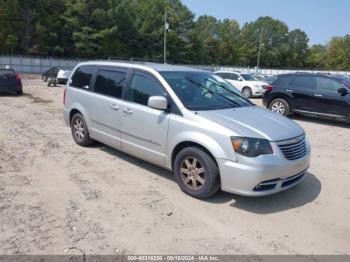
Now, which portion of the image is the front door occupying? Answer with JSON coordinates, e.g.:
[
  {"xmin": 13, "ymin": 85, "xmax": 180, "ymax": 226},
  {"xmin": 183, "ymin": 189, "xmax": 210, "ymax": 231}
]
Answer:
[
  {"xmin": 120, "ymin": 71, "xmax": 170, "ymax": 166},
  {"xmin": 312, "ymin": 76, "xmax": 349, "ymax": 118}
]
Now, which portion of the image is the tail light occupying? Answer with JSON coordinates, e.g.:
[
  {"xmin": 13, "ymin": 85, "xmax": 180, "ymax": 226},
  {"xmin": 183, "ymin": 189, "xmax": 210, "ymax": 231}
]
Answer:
[
  {"xmin": 16, "ymin": 73, "xmax": 21, "ymax": 81},
  {"xmin": 63, "ymin": 87, "xmax": 67, "ymax": 105},
  {"xmin": 15, "ymin": 73, "xmax": 22, "ymax": 91},
  {"xmin": 266, "ymin": 85, "xmax": 273, "ymax": 92}
]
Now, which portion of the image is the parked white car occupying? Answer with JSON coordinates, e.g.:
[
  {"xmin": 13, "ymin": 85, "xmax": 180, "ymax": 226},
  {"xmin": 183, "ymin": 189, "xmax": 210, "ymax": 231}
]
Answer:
[
  {"xmin": 215, "ymin": 71, "xmax": 270, "ymax": 98},
  {"xmin": 57, "ymin": 69, "xmax": 72, "ymax": 84}
]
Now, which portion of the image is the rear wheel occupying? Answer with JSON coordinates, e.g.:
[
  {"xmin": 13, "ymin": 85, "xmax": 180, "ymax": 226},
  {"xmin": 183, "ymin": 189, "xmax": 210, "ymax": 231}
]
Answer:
[
  {"xmin": 71, "ymin": 113, "xmax": 93, "ymax": 146},
  {"xmin": 269, "ymin": 98, "xmax": 290, "ymax": 116},
  {"xmin": 242, "ymin": 87, "xmax": 252, "ymax": 98},
  {"xmin": 174, "ymin": 147, "xmax": 219, "ymax": 199}
]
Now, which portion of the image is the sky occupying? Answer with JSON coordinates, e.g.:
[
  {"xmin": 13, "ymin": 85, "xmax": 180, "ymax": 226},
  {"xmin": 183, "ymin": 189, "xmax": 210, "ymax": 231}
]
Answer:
[{"xmin": 181, "ymin": 0, "xmax": 350, "ymax": 45}]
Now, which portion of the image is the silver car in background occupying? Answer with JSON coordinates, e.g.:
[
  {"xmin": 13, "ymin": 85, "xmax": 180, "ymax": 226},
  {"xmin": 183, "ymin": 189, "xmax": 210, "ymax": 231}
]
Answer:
[{"xmin": 63, "ymin": 62, "xmax": 311, "ymax": 198}]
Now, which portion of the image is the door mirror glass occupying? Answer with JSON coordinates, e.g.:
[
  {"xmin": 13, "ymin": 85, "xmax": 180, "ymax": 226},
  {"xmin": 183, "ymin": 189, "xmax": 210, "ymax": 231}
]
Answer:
[
  {"xmin": 337, "ymin": 87, "xmax": 348, "ymax": 96},
  {"xmin": 148, "ymin": 96, "xmax": 168, "ymax": 110}
]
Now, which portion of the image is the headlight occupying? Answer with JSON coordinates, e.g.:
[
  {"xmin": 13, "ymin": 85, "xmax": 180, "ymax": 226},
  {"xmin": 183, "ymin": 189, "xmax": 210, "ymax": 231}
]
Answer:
[{"xmin": 231, "ymin": 137, "xmax": 273, "ymax": 157}]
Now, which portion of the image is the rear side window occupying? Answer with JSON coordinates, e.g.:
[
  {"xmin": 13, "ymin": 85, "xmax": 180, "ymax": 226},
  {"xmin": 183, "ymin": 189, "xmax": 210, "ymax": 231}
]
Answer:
[
  {"xmin": 128, "ymin": 72, "xmax": 164, "ymax": 106},
  {"xmin": 271, "ymin": 75, "xmax": 294, "ymax": 87},
  {"xmin": 94, "ymin": 70, "xmax": 126, "ymax": 99},
  {"xmin": 70, "ymin": 66, "xmax": 94, "ymax": 89},
  {"xmin": 215, "ymin": 73, "xmax": 226, "ymax": 78},
  {"xmin": 292, "ymin": 76, "xmax": 316, "ymax": 89}
]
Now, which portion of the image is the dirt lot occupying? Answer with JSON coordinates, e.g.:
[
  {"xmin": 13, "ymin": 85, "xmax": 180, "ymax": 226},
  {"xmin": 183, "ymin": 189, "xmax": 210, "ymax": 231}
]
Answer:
[{"xmin": 0, "ymin": 75, "xmax": 349, "ymax": 255}]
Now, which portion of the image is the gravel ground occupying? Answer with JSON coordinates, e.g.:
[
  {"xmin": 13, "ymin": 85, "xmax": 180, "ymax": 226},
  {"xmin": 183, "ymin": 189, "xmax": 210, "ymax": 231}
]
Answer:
[{"xmin": 0, "ymin": 75, "xmax": 349, "ymax": 255}]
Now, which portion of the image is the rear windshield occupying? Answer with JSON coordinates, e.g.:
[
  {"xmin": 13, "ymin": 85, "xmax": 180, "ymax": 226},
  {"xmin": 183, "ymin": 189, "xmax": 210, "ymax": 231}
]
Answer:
[{"xmin": 0, "ymin": 69, "xmax": 15, "ymax": 76}]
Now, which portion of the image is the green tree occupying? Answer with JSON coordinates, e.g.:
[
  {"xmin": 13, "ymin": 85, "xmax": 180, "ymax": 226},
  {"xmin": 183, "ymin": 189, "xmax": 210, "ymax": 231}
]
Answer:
[
  {"xmin": 239, "ymin": 16, "xmax": 290, "ymax": 68},
  {"xmin": 217, "ymin": 19, "xmax": 240, "ymax": 65},
  {"xmin": 327, "ymin": 35, "xmax": 350, "ymax": 70},
  {"xmin": 305, "ymin": 44, "xmax": 328, "ymax": 69},
  {"xmin": 286, "ymin": 29, "xmax": 309, "ymax": 68},
  {"xmin": 63, "ymin": 0, "xmax": 119, "ymax": 58}
]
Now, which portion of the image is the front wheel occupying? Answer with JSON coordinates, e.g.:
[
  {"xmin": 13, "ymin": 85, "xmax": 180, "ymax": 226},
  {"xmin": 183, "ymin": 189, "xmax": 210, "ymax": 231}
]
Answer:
[
  {"xmin": 269, "ymin": 98, "xmax": 291, "ymax": 116},
  {"xmin": 174, "ymin": 147, "xmax": 219, "ymax": 199},
  {"xmin": 242, "ymin": 87, "xmax": 252, "ymax": 98}
]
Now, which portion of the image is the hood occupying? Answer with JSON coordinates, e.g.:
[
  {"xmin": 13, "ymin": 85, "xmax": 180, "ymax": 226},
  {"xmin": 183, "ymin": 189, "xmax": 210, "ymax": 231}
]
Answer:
[{"xmin": 196, "ymin": 106, "xmax": 304, "ymax": 141}]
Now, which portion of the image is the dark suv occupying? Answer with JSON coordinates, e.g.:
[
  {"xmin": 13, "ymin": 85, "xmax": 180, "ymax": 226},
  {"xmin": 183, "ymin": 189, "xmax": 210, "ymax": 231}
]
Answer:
[
  {"xmin": 42, "ymin": 67, "xmax": 59, "ymax": 82},
  {"xmin": 263, "ymin": 73, "xmax": 350, "ymax": 122}
]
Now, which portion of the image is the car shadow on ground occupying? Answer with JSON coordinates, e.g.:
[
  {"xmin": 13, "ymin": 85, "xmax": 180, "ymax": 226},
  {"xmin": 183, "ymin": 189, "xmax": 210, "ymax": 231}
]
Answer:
[
  {"xmin": 93, "ymin": 143, "xmax": 321, "ymax": 214},
  {"xmin": 290, "ymin": 114, "xmax": 349, "ymax": 128},
  {"xmin": 93, "ymin": 143, "xmax": 175, "ymax": 182},
  {"xmin": 0, "ymin": 92, "xmax": 31, "ymax": 97}
]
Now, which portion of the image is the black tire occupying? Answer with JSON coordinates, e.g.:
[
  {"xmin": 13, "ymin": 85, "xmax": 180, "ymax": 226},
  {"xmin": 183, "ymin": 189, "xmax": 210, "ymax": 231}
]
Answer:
[
  {"xmin": 16, "ymin": 90, "xmax": 23, "ymax": 96},
  {"xmin": 43, "ymin": 76, "xmax": 48, "ymax": 82},
  {"xmin": 70, "ymin": 113, "xmax": 93, "ymax": 147},
  {"xmin": 269, "ymin": 98, "xmax": 291, "ymax": 116},
  {"xmin": 174, "ymin": 147, "xmax": 220, "ymax": 199},
  {"xmin": 242, "ymin": 87, "xmax": 252, "ymax": 98}
]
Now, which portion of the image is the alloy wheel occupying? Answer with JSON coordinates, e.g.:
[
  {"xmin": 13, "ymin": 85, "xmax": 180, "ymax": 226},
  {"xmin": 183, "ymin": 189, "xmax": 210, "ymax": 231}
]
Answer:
[
  {"xmin": 73, "ymin": 119, "xmax": 85, "ymax": 141},
  {"xmin": 180, "ymin": 157, "xmax": 206, "ymax": 191},
  {"xmin": 271, "ymin": 101, "xmax": 285, "ymax": 115},
  {"xmin": 242, "ymin": 88, "xmax": 251, "ymax": 98}
]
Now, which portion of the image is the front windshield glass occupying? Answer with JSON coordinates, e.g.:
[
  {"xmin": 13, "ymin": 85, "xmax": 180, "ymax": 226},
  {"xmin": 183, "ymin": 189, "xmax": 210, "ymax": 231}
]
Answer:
[
  {"xmin": 241, "ymin": 74, "xmax": 257, "ymax": 81},
  {"xmin": 161, "ymin": 71, "xmax": 253, "ymax": 111}
]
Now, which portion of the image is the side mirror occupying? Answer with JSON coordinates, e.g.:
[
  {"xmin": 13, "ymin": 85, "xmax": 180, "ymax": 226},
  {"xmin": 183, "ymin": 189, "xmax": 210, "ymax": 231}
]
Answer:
[
  {"xmin": 337, "ymin": 87, "xmax": 348, "ymax": 96},
  {"xmin": 238, "ymin": 77, "xmax": 243, "ymax": 81},
  {"xmin": 148, "ymin": 96, "xmax": 168, "ymax": 111}
]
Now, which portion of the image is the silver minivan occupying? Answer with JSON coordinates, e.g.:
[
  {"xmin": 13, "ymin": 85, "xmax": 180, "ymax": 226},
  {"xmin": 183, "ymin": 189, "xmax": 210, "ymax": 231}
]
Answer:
[{"xmin": 63, "ymin": 62, "xmax": 311, "ymax": 199}]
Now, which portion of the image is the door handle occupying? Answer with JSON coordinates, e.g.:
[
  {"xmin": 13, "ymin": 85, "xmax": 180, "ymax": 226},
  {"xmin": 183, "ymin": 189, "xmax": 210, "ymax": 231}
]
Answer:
[
  {"xmin": 110, "ymin": 104, "xmax": 119, "ymax": 111},
  {"xmin": 314, "ymin": 94, "xmax": 323, "ymax": 97},
  {"xmin": 123, "ymin": 108, "xmax": 134, "ymax": 115}
]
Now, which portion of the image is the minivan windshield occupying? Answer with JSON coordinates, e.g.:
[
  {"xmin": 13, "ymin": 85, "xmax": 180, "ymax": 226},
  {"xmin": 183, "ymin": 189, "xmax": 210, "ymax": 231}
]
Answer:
[
  {"xmin": 241, "ymin": 74, "xmax": 257, "ymax": 81},
  {"xmin": 161, "ymin": 71, "xmax": 253, "ymax": 111}
]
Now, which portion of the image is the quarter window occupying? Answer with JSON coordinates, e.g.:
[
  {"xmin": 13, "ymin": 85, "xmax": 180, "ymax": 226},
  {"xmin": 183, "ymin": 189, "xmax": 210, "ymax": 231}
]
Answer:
[
  {"xmin": 94, "ymin": 70, "xmax": 126, "ymax": 98},
  {"xmin": 128, "ymin": 72, "xmax": 164, "ymax": 106},
  {"xmin": 70, "ymin": 66, "xmax": 94, "ymax": 89}
]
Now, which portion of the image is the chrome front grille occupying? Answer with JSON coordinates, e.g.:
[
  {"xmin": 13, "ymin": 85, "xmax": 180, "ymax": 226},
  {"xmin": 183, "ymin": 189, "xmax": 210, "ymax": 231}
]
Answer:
[{"xmin": 278, "ymin": 136, "xmax": 307, "ymax": 160}]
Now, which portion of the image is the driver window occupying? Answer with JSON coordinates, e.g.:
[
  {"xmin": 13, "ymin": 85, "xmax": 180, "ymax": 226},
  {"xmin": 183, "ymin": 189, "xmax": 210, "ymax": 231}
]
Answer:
[
  {"xmin": 316, "ymin": 77, "xmax": 342, "ymax": 93},
  {"xmin": 230, "ymin": 73, "xmax": 239, "ymax": 80}
]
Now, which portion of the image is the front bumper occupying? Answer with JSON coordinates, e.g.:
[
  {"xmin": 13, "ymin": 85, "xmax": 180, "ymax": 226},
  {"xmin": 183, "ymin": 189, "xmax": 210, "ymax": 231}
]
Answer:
[{"xmin": 217, "ymin": 147, "xmax": 311, "ymax": 196}]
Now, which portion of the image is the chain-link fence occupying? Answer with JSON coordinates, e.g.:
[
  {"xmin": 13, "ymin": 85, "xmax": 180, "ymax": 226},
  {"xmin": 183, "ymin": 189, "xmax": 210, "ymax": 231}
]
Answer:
[{"xmin": 1, "ymin": 55, "xmax": 349, "ymax": 76}]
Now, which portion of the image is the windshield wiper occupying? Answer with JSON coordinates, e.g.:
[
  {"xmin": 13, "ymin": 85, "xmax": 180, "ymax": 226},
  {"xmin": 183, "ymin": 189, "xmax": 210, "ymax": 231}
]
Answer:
[
  {"xmin": 185, "ymin": 77, "xmax": 241, "ymax": 108},
  {"xmin": 205, "ymin": 78, "xmax": 254, "ymax": 106}
]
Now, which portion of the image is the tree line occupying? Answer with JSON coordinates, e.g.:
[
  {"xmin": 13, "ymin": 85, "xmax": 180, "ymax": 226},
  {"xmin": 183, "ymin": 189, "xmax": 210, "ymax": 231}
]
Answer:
[{"xmin": 1, "ymin": 0, "xmax": 349, "ymax": 70}]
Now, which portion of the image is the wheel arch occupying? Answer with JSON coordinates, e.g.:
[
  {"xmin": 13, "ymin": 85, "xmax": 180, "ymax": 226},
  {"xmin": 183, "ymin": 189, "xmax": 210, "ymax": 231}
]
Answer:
[
  {"xmin": 171, "ymin": 141, "xmax": 219, "ymax": 171},
  {"xmin": 267, "ymin": 93, "xmax": 293, "ymax": 109},
  {"xmin": 69, "ymin": 108, "xmax": 82, "ymax": 124}
]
